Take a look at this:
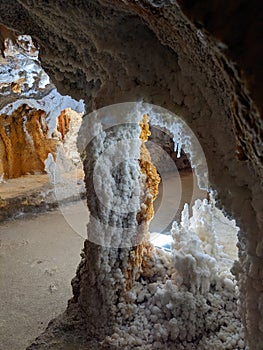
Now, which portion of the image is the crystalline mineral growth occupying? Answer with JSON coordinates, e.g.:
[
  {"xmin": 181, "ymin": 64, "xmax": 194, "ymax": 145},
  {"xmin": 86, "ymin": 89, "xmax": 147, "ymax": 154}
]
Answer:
[
  {"xmin": 190, "ymin": 198, "xmax": 219, "ymax": 258},
  {"xmin": 78, "ymin": 103, "xmax": 144, "ymax": 248},
  {"xmin": 171, "ymin": 203, "xmax": 217, "ymax": 294},
  {"xmin": 68, "ymin": 103, "xmax": 244, "ymax": 348},
  {"xmin": 143, "ymin": 103, "xmax": 209, "ymax": 190},
  {"xmin": 67, "ymin": 103, "xmax": 160, "ymax": 336}
]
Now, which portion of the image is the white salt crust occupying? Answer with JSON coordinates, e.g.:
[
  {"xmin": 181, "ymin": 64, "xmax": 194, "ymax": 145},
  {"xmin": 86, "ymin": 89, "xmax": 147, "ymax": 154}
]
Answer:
[{"xmin": 100, "ymin": 200, "xmax": 244, "ymax": 349}]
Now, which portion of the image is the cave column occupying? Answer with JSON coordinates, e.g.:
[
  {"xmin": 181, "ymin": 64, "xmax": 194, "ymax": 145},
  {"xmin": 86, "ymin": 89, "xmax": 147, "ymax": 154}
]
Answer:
[{"xmin": 67, "ymin": 107, "xmax": 159, "ymax": 337}]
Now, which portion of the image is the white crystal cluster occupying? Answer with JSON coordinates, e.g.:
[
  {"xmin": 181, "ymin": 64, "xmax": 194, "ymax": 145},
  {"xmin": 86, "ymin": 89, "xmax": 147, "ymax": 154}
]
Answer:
[
  {"xmin": 0, "ymin": 35, "xmax": 47, "ymax": 98},
  {"xmin": 78, "ymin": 103, "xmax": 145, "ymax": 248},
  {"xmin": 0, "ymin": 88, "xmax": 84, "ymax": 138},
  {"xmin": 100, "ymin": 199, "xmax": 244, "ymax": 349},
  {"xmin": 44, "ymin": 153, "xmax": 60, "ymax": 185}
]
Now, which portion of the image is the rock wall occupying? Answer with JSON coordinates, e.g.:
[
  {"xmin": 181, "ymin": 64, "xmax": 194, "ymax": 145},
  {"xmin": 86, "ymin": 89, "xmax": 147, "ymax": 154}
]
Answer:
[
  {"xmin": 177, "ymin": 0, "xmax": 263, "ymax": 116},
  {"xmin": 57, "ymin": 109, "xmax": 71, "ymax": 142},
  {"xmin": 0, "ymin": 27, "xmax": 85, "ymax": 180},
  {"xmin": 0, "ymin": 104, "xmax": 57, "ymax": 179},
  {"xmin": 0, "ymin": 1, "xmax": 262, "ymax": 348}
]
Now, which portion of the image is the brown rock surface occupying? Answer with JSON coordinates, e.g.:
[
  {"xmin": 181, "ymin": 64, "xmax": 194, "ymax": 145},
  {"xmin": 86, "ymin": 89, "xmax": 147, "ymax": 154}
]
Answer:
[{"xmin": 57, "ymin": 109, "xmax": 71, "ymax": 142}]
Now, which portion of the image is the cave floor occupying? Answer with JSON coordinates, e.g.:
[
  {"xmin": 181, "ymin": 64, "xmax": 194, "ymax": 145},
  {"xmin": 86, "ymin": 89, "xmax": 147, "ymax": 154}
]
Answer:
[
  {"xmin": 0, "ymin": 201, "xmax": 85, "ymax": 350},
  {"xmin": 0, "ymin": 170, "xmax": 238, "ymax": 350},
  {"xmin": 0, "ymin": 169, "xmax": 85, "ymax": 221},
  {"xmin": 0, "ymin": 174, "xmax": 50, "ymax": 199}
]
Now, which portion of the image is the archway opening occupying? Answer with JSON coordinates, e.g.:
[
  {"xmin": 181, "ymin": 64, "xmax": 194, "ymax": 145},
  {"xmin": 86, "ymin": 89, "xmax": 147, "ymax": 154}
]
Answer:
[
  {"xmin": 0, "ymin": 8, "xmax": 256, "ymax": 344},
  {"xmin": 144, "ymin": 119, "xmax": 239, "ymax": 264}
]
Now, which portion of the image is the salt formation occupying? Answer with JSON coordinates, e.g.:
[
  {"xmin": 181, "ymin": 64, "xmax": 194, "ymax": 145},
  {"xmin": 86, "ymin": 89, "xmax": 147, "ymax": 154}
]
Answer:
[
  {"xmin": 0, "ymin": 34, "xmax": 84, "ymax": 142},
  {"xmin": 0, "ymin": 89, "xmax": 84, "ymax": 138},
  {"xmin": 0, "ymin": 31, "xmax": 84, "ymax": 118},
  {"xmin": 76, "ymin": 103, "xmax": 157, "ymax": 248},
  {"xmin": 44, "ymin": 153, "xmax": 60, "ymax": 185},
  {"xmin": 99, "ymin": 199, "xmax": 243, "ymax": 350},
  {"xmin": 143, "ymin": 103, "xmax": 209, "ymax": 190},
  {"xmin": 0, "ymin": 33, "xmax": 48, "ymax": 101},
  {"xmin": 49, "ymin": 104, "xmax": 161, "ymax": 343},
  {"xmin": 52, "ymin": 110, "xmax": 86, "ymax": 204},
  {"xmin": 0, "ymin": 31, "xmax": 84, "ymax": 185},
  {"xmin": 1, "ymin": 1, "xmax": 262, "ymax": 348},
  {"xmin": 147, "ymin": 126, "xmax": 191, "ymax": 173},
  {"xmin": 24, "ymin": 103, "xmax": 244, "ymax": 350}
]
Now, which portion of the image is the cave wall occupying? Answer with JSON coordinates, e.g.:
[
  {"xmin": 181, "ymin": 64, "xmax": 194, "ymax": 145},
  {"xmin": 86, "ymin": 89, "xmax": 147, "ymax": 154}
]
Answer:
[
  {"xmin": 147, "ymin": 126, "xmax": 191, "ymax": 173},
  {"xmin": 0, "ymin": 104, "xmax": 57, "ymax": 179},
  {"xmin": 0, "ymin": 29, "xmax": 85, "ymax": 180},
  {"xmin": 177, "ymin": 0, "xmax": 263, "ymax": 116},
  {"xmin": 0, "ymin": 1, "xmax": 262, "ymax": 348}
]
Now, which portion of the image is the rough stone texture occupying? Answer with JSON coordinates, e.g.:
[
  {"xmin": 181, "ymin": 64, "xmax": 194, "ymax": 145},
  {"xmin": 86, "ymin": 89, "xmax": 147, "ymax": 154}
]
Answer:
[
  {"xmin": 0, "ymin": 1, "xmax": 262, "ymax": 349},
  {"xmin": 0, "ymin": 105, "xmax": 57, "ymax": 179},
  {"xmin": 57, "ymin": 109, "xmax": 71, "ymax": 142},
  {"xmin": 0, "ymin": 169, "xmax": 85, "ymax": 222},
  {"xmin": 0, "ymin": 27, "xmax": 84, "ymax": 139},
  {"xmin": 65, "ymin": 110, "xmax": 159, "ymax": 342},
  {"xmin": 177, "ymin": 0, "xmax": 263, "ymax": 116},
  {"xmin": 147, "ymin": 125, "xmax": 191, "ymax": 173},
  {"xmin": 0, "ymin": 30, "xmax": 53, "ymax": 109}
]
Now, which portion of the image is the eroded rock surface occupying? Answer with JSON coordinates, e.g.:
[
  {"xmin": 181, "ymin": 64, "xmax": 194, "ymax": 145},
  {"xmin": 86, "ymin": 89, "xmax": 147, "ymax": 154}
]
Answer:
[{"xmin": 0, "ymin": 105, "xmax": 56, "ymax": 179}]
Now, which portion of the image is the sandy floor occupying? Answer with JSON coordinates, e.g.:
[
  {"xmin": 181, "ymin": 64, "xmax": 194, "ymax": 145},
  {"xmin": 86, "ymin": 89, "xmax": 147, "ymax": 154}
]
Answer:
[
  {"xmin": 0, "ymin": 171, "xmax": 238, "ymax": 350},
  {"xmin": 0, "ymin": 174, "xmax": 49, "ymax": 200},
  {"xmin": 0, "ymin": 203, "xmax": 85, "ymax": 350}
]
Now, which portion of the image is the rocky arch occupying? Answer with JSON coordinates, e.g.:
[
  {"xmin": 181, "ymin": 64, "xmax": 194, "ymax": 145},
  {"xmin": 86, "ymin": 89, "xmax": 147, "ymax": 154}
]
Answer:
[{"xmin": 0, "ymin": 1, "xmax": 262, "ymax": 349}]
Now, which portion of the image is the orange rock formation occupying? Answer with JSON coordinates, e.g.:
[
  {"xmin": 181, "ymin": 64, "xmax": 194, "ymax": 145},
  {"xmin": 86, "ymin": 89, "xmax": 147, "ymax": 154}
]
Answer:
[
  {"xmin": 0, "ymin": 104, "xmax": 57, "ymax": 179},
  {"xmin": 57, "ymin": 109, "xmax": 71, "ymax": 142},
  {"xmin": 126, "ymin": 114, "xmax": 160, "ymax": 289}
]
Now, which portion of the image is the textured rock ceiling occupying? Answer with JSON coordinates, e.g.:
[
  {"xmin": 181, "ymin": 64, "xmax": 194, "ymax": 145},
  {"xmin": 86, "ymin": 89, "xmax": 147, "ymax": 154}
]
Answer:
[
  {"xmin": 0, "ymin": 1, "xmax": 262, "ymax": 348},
  {"xmin": 0, "ymin": 0, "xmax": 261, "ymax": 176},
  {"xmin": 177, "ymin": 0, "xmax": 263, "ymax": 116}
]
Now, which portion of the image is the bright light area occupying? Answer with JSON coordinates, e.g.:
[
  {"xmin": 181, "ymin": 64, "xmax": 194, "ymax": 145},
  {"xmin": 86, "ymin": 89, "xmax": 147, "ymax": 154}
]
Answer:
[{"xmin": 150, "ymin": 232, "xmax": 173, "ymax": 251}]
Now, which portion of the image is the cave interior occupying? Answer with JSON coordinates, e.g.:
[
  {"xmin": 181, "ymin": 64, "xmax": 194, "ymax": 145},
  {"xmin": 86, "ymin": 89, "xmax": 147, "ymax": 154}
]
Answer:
[{"xmin": 0, "ymin": 1, "xmax": 262, "ymax": 349}]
